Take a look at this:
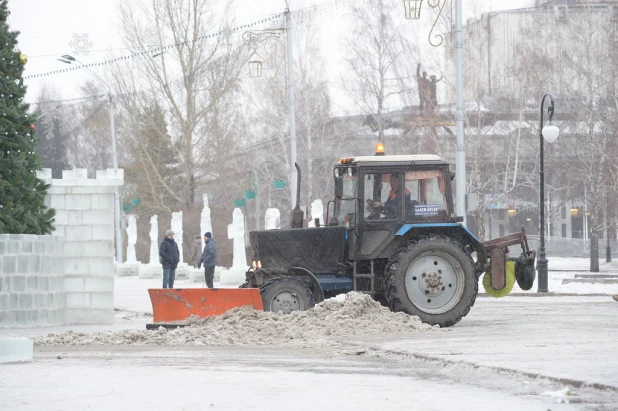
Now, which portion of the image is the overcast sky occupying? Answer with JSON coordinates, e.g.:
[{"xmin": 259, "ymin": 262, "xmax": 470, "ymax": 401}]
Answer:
[{"xmin": 8, "ymin": 0, "xmax": 531, "ymax": 109}]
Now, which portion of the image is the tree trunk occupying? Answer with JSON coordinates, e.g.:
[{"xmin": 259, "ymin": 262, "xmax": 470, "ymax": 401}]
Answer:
[
  {"xmin": 590, "ymin": 217, "xmax": 599, "ymax": 272},
  {"xmin": 477, "ymin": 205, "xmax": 486, "ymax": 242}
]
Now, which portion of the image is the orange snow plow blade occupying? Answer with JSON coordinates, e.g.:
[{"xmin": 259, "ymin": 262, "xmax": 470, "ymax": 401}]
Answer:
[{"xmin": 148, "ymin": 288, "xmax": 264, "ymax": 323}]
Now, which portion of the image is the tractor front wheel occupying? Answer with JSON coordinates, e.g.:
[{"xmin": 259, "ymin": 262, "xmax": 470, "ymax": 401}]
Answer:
[
  {"xmin": 260, "ymin": 277, "xmax": 316, "ymax": 314},
  {"xmin": 385, "ymin": 237, "xmax": 477, "ymax": 327}
]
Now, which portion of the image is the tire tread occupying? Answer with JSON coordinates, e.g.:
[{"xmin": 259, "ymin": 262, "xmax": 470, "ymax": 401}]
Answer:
[{"xmin": 384, "ymin": 235, "xmax": 477, "ymax": 327}]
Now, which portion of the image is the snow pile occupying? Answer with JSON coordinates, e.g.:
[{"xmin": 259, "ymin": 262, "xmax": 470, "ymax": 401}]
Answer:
[
  {"xmin": 541, "ymin": 387, "xmax": 573, "ymax": 398},
  {"xmin": 540, "ymin": 387, "xmax": 573, "ymax": 404},
  {"xmin": 35, "ymin": 292, "xmax": 437, "ymax": 347},
  {"xmin": 113, "ymin": 308, "xmax": 151, "ymax": 321}
]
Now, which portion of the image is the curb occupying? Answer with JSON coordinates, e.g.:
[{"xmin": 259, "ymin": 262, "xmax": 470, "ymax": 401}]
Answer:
[{"xmin": 478, "ymin": 292, "xmax": 612, "ymax": 297}]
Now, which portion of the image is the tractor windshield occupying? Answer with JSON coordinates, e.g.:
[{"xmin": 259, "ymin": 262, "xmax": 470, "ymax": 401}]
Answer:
[
  {"xmin": 404, "ymin": 169, "xmax": 449, "ymax": 221},
  {"xmin": 363, "ymin": 169, "xmax": 449, "ymax": 221},
  {"xmin": 333, "ymin": 170, "xmax": 358, "ymax": 226}
]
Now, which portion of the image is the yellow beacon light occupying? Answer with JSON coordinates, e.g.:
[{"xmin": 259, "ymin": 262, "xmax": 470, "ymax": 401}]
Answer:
[{"xmin": 375, "ymin": 143, "xmax": 385, "ymax": 155}]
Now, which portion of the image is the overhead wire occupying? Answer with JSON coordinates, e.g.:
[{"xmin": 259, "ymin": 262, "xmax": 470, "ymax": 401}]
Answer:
[{"xmin": 23, "ymin": 0, "xmax": 359, "ymax": 79}]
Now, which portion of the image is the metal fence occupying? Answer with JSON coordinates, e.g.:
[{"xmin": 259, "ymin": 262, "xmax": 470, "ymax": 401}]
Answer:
[{"xmin": 524, "ymin": 236, "xmax": 618, "ymax": 258}]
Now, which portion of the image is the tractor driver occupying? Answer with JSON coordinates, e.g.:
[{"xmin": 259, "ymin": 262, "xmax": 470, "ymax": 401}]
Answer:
[{"xmin": 372, "ymin": 174, "xmax": 410, "ymax": 219}]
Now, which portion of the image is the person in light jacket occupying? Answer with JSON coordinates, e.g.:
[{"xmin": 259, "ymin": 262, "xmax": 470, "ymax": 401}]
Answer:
[{"xmin": 197, "ymin": 232, "xmax": 217, "ymax": 288}]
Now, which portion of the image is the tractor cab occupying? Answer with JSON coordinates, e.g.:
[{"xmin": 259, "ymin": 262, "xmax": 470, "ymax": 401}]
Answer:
[{"xmin": 329, "ymin": 146, "xmax": 458, "ymax": 260}]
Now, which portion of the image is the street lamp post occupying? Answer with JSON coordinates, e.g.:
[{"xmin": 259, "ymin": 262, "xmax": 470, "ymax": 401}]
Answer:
[
  {"xmin": 242, "ymin": 3, "xmax": 297, "ymax": 211},
  {"xmin": 454, "ymin": 0, "xmax": 467, "ymax": 226},
  {"xmin": 604, "ymin": 190, "xmax": 612, "ymax": 262},
  {"xmin": 605, "ymin": 227, "xmax": 612, "ymax": 263},
  {"xmin": 285, "ymin": 3, "xmax": 298, "ymax": 210},
  {"xmin": 58, "ymin": 55, "xmax": 123, "ymax": 264},
  {"xmin": 538, "ymin": 94, "xmax": 559, "ymax": 293},
  {"xmin": 248, "ymin": 169, "xmax": 260, "ymax": 230}
]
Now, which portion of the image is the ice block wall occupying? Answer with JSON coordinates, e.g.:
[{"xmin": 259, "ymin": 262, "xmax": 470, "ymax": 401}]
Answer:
[
  {"xmin": 0, "ymin": 234, "xmax": 65, "ymax": 327},
  {"xmin": 44, "ymin": 168, "xmax": 123, "ymax": 325},
  {"xmin": 1, "ymin": 168, "xmax": 123, "ymax": 327}
]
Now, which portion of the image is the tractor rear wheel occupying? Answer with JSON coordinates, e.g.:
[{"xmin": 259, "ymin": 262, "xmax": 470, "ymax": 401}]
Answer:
[
  {"xmin": 260, "ymin": 277, "xmax": 316, "ymax": 314},
  {"xmin": 385, "ymin": 237, "xmax": 477, "ymax": 327}
]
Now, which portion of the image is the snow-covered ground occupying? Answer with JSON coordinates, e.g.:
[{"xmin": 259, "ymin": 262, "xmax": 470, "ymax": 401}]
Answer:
[
  {"xmin": 1, "ymin": 349, "xmax": 587, "ymax": 411},
  {"xmin": 1, "ymin": 257, "xmax": 617, "ymax": 410}
]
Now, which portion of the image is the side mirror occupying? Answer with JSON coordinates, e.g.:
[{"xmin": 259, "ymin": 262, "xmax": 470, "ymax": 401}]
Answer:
[{"xmin": 334, "ymin": 176, "xmax": 343, "ymax": 198}]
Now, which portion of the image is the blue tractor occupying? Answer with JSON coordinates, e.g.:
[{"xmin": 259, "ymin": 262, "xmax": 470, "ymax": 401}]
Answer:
[{"xmin": 244, "ymin": 147, "xmax": 535, "ymax": 327}]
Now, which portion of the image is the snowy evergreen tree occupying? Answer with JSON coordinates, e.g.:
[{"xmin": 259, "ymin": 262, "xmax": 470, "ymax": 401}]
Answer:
[
  {"xmin": 123, "ymin": 101, "xmax": 182, "ymax": 214},
  {"xmin": 34, "ymin": 113, "xmax": 70, "ymax": 179},
  {"xmin": 0, "ymin": 0, "xmax": 55, "ymax": 233}
]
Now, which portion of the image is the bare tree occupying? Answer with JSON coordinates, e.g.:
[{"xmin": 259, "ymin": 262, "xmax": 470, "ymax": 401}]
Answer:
[
  {"xmin": 242, "ymin": 25, "xmax": 336, "ymax": 226},
  {"xmin": 341, "ymin": 0, "xmax": 418, "ymax": 142},
  {"xmin": 32, "ymin": 87, "xmax": 72, "ymax": 178},
  {"xmin": 551, "ymin": 6, "xmax": 618, "ymax": 271},
  {"xmin": 64, "ymin": 82, "xmax": 113, "ymax": 176},
  {"xmin": 116, "ymin": 0, "xmax": 248, "ymax": 206}
]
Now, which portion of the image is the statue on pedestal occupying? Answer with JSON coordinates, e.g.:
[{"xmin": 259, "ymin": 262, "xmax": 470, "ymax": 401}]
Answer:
[
  {"xmin": 417, "ymin": 63, "xmax": 443, "ymax": 115},
  {"xmin": 265, "ymin": 208, "xmax": 280, "ymax": 230},
  {"xmin": 126, "ymin": 215, "xmax": 138, "ymax": 263},
  {"xmin": 228, "ymin": 208, "xmax": 247, "ymax": 269},
  {"xmin": 200, "ymin": 194, "xmax": 213, "ymax": 240},
  {"xmin": 308, "ymin": 199, "xmax": 324, "ymax": 227}
]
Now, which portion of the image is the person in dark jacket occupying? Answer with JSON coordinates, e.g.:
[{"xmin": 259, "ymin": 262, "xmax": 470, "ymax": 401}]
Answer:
[
  {"xmin": 371, "ymin": 174, "xmax": 411, "ymax": 219},
  {"xmin": 197, "ymin": 232, "xmax": 217, "ymax": 288},
  {"xmin": 159, "ymin": 229, "xmax": 180, "ymax": 288}
]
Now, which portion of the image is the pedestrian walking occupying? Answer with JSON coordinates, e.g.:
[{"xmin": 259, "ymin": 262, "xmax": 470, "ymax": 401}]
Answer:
[
  {"xmin": 197, "ymin": 232, "xmax": 217, "ymax": 289},
  {"xmin": 159, "ymin": 229, "xmax": 180, "ymax": 289}
]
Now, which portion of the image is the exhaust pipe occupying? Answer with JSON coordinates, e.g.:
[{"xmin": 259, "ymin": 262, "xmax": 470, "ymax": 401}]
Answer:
[{"xmin": 291, "ymin": 162, "xmax": 304, "ymax": 228}]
